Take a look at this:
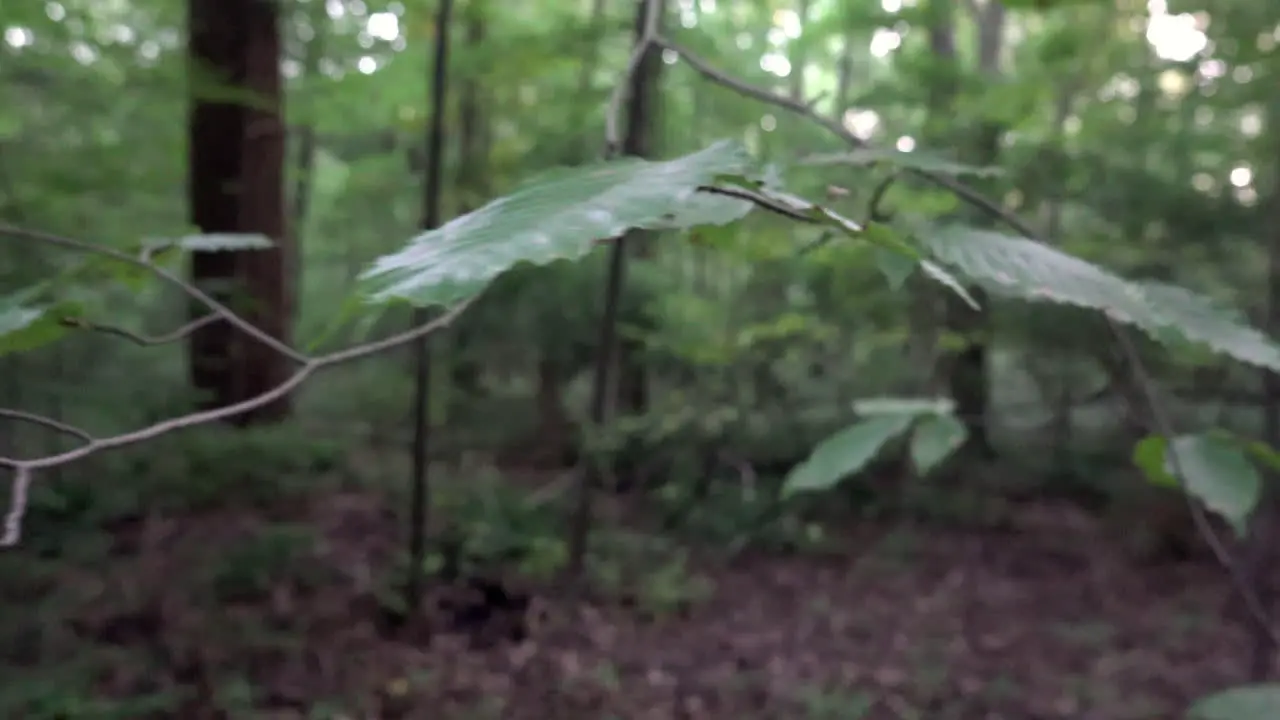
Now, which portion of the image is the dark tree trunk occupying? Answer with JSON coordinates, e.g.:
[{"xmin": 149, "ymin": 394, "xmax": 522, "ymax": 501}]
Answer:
[
  {"xmin": 187, "ymin": 0, "xmax": 292, "ymax": 424},
  {"xmin": 614, "ymin": 0, "xmax": 664, "ymax": 422},
  {"xmin": 450, "ymin": 0, "xmax": 489, "ymax": 401},
  {"xmin": 943, "ymin": 1, "xmax": 1005, "ymax": 461}
]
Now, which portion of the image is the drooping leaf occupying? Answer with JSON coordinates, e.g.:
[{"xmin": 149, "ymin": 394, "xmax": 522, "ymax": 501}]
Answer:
[
  {"xmin": 921, "ymin": 259, "xmax": 980, "ymax": 309},
  {"xmin": 358, "ymin": 140, "xmax": 755, "ymax": 307},
  {"xmin": 1186, "ymin": 684, "xmax": 1280, "ymax": 720},
  {"xmin": 1132, "ymin": 434, "xmax": 1261, "ymax": 536},
  {"xmin": 874, "ymin": 247, "xmax": 915, "ymax": 289},
  {"xmin": 783, "ymin": 414, "xmax": 916, "ymax": 496},
  {"xmin": 920, "ymin": 225, "xmax": 1280, "ymax": 371},
  {"xmin": 887, "ymin": 216, "xmax": 979, "ymax": 307},
  {"xmin": 910, "ymin": 415, "xmax": 968, "ymax": 475}
]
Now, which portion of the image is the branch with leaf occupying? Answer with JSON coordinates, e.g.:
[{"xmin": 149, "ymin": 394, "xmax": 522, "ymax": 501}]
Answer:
[
  {"xmin": 0, "ymin": 225, "xmax": 473, "ymax": 544},
  {"xmin": 602, "ymin": 0, "xmax": 1280, "ymax": 645}
]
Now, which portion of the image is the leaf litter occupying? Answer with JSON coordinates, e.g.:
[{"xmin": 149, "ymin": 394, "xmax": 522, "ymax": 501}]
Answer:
[{"xmin": 0, "ymin": 491, "xmax": 1258, "ymax": 719}]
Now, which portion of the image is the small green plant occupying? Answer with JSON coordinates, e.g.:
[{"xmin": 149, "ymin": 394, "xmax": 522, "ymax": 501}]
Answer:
[
  {"xmin": 794, "ymin": 685, "xmax": 875, "ymax": 719},
  {"xmin": 205, "ymin": 523, "xmax": 328, "ymax": 603}
]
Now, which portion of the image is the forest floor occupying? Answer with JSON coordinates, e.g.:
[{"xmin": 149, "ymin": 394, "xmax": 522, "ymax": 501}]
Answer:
[{"xmin": 0, "ymin": 478, "xmax": 1260, "ymax": 720}]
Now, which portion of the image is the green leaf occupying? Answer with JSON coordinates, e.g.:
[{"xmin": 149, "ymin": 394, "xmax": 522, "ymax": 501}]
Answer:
[
  {"xmin": 1187, "ymin": 684, "xmax": 1280, "ymax": 720},
  {"xmin": 921, "ymin": 259, "xmax": 980, "ymax": 309},
  {"xmin": 358, "ymin": 140, "xmax": 755, "ymax": 307},
  {"xmin": 801, "ymin": 148, "xmax": 1002, "ymax": 177},
  {"xmin": 783, "ymin": 414, "xmax": 915, "ymax": 496},
  {"xmin": 874, "ymin": 247, "xmax": 915, "ymax": 289},
  {"xmin": 910, "ymin": 415, "xmax": 968, "ymax": 475},
  {"xmin": 860, "ymin": 222, "xmax": 918, "ymax": 258},
  {"xmin": 853, "ymin": 397, "xmax": 954, "ymax": 416},
  {"xmin": 0, "ymin": 300, "xmax": 45, "ymax": 342},
  {"xmin": 1241, "ymin": 438, "xmax": 1280, "ymax": 475},
  {"xmin": 0, "ymin": 293, "xmax": 77, "ymax": 357},
  {"xmin": 1132, "ymin": 434, "xmax": 1261, "ymax": 536},
  {"xmin": 920, "ymin": 225, "xmax": 1280, "ymax": 371},
  {"xmin": 654, "ymin": 189, "xmax": 754, "ymax": 230}
]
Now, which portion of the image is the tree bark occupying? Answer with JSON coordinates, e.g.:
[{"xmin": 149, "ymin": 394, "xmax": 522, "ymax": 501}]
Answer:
[
  {"xmin": 187, "ymin": 0, "xmax": 292, "ymax": 424},
  {"xmin": 614, "ymin": 0, "xmax": 665, "ymax": 423},
  {"xmin": 944, "ymin": 0, "xmax": 1006, "ymax": 461}
]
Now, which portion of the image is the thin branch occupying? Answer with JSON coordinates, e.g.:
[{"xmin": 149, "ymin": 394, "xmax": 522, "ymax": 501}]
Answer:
[
  {"xmin": 0, "ymin": 224, "xmax": 308, "ymax": 364},
  {"xmin": 658, "ymin": 38, "xmax": 1024, "ymax": 235},
  {"xmin": 1112, "ymin": 324, "xmax": 1278, "ymax": 643},
  {"xmin": 60, "ymin": 314, "xmax": 221, "ymax": 346},
  {"xmin": 0, "ymin": 298, "xmax": 471, "ymax": 545},
  {"xmin": 696, "ymin": 184, "xmax": 822, "ymax": 223},
  {"xmin": 865, "ymin": 171, "xmax": 899, "ymax": 223},
  {"xmin": 2, "ymin": 467, "xmax": 32, "ymax": 546},
  {"xmin": 0, "ymin": 409, "xmax": 94, "ymax": 443},
  {"xmin": 603, "ymin": 0, "xmax": 662, "ymax": 153},
  {"xmin": 0, "ymin": 231, "xmax": 476, "ymax": 545},
  {"xmin": 657, "ymin": 26, "xmax": 1280, "ymax": 644},
  {"xmin": 0, "ymin": 297, "xmax": 472, "ymax": 473}
]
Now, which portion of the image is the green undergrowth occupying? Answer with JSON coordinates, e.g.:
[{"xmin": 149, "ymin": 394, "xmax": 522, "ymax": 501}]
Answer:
[{"xmin": 0, "ymin": 424, "xmax": 722, "ymax": 717}]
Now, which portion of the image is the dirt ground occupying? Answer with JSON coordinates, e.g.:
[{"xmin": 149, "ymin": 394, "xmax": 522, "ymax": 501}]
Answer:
[{"xmin": 0, "ymin": 490, "xmax": 1264, "ymax": 720}]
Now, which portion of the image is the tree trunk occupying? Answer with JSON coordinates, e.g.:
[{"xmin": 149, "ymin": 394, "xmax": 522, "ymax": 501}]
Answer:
[
  {"xmin": 787, "ymin": 0, "xmax": 810, "ymax": 102},
  {"xmin": 288, "ymin": 0, "xmax": 327, "ymax": 318},
  {"xmin": 614, "ymin": 0, "xmax": 665, "ymax": 423},
  {"xmin": 944, "ymin": 0, "xmax": 1006, "ymax": 461},
  {"xmin": 1243, "ymin": 90, "xmax": 1280, "ymax": 681},
  {"xmin": 187, "ymin": 0, "xmax": 292, "ymax": 425},
  {"xmin": 528, "ymin": 0, "xmax": 605, "ymax": 461},
  {"xmin": 449, "ymin": 0, "xmax": 490, "ymax": 401}
]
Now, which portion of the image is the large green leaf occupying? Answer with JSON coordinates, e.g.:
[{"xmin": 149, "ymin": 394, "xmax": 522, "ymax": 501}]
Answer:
[
  {"xmin": 1187, "ymin": 684, "xmax": 1280, "ymax": 720},
  {"xmin": 1132, "ymin": 433, "xmax": 1261, "ymax": 536},
  {"xmin": 357, "ymin": 140, "xmax": 755, "ymax": 307},
  {"xmin": 910, "ymin": 415, "xmax": 968, "ymax": 475},
  {"xmin": 783, "ymin": 414, "xmax": 915, "ymax": 496},
  {"xmin": 920, "ymin": 225, "xmax": 1280, "ymax": 371}
]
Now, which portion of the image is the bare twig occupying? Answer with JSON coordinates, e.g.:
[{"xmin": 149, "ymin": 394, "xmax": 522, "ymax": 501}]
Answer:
[
  {"xmin": 603, "ymin": 0, "xmax": 662, "ymax": 153},
  {"xmin": 654, "ymin": 26, "xmax": 1280, "ymax": 643},
  {"xmin": 695, "ymin": 184, "xmax": 823, "ymax": 224},
  {"xmin": 0, "ymin": 409, "xmax": 93, "ymax": 443},
  {"xmin": 0, "ymin": 297, "xmax": 471, "ymax": 473},
  {"xmin": 0, "ymin": 221, "xmax": 477, "ymax": 545},
  {"xmin": 0, "ymin": 298, "xmax": 471, "ymax": 545},
  {"xmin": 60, "ymin": 314, "xmax": 220, "ymax": 346},
  {"xmin": 2, "ymin": 467, "xmax": 32, "ymax": 546},
  {"xmin": 866, "ymin": 171, "xmax": 900, "ymax": 223},
  {"xmin": 0, "ymin": 223, "xmax": 307, "ymax": 364},
  {"xmin": 657, "ymin": 38, "xmax": 1022, "ymax": 234}
]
